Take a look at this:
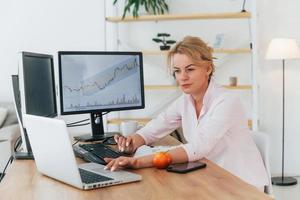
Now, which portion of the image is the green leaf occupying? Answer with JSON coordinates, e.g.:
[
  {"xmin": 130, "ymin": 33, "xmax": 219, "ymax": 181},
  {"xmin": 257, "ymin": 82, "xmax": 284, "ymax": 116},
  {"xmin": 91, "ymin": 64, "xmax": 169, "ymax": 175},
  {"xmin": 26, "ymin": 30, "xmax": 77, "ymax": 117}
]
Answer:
[
  {"xmin": 166, "ymin": 40, "xmax": 176, "ymax": 44},
  {"xmin": 134, "ymin": 1, "xmax": 140, "ymax": 17},
  {"xmin": 157, "ymin": 33, "xmax": 170, "ymax": 37},
  {"xmin": 153, "ymin": 38, "xmax": 163, "ymax": 43},
  {"xmin": 122, "ymin": 0, "xmax": 136, "ymax": 18},
  {"xmin": 150, "ymin": 0, "xmax": 156, "ymax": 14},
  {"xmin": 117, "ymin": 0, "xmax": 169, "ymax": 18},
  {"xmin": 162, "ymin": 1, "xmax": 169, "ymax": 12}
]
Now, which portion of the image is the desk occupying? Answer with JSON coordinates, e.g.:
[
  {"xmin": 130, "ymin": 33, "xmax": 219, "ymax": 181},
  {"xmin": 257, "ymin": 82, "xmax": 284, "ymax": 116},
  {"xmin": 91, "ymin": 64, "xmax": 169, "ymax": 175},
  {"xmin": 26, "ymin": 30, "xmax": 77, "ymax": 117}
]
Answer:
[{"xmin": 0, "ymin": 136, "xmax": 271, "ymax": 200}]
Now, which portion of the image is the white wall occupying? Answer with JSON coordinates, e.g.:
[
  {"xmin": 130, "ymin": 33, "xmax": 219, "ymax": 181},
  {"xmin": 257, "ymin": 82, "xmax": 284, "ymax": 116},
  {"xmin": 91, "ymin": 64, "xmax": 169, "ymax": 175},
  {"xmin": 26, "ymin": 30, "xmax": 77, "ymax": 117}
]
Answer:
[
  {"xmin": 0, "ymin": 0, "xmax": 106, "ymax": 134},
  {"xmin": 0, "ymin": 0, "xmax": 105, "ymax": 101},
  {"xmin": 257, "ymin": 0, "xmax": 300, "ymax": 176}
]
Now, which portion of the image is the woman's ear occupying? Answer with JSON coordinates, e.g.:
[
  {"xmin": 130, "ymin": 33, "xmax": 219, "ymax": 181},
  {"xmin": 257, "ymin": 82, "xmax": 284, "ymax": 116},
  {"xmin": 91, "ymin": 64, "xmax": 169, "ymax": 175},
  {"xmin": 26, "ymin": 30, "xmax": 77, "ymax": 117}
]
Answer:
[{"xmin": 206, "ymin": 65, "xmax": 213, "ymax": 76}]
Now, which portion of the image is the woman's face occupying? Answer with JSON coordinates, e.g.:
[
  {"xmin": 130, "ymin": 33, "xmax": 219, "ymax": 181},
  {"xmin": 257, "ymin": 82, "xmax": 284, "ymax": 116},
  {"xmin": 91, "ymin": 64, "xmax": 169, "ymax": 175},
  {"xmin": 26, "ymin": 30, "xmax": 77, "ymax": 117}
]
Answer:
[{"xmin": 172, "ymin": 53, "xmax": 211, "ymax": 96}]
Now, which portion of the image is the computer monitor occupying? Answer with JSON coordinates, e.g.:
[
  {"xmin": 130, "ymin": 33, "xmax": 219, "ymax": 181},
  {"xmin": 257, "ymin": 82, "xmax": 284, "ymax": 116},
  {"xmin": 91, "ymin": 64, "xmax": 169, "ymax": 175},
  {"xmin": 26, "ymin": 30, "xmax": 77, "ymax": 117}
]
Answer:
[
  {"xmin": 58, "ymin": 51, "xmax": 145, "ymax": 141},
  {"xmin": 16, "ymin": 52, "xmax": 57, "ymax": 159}
]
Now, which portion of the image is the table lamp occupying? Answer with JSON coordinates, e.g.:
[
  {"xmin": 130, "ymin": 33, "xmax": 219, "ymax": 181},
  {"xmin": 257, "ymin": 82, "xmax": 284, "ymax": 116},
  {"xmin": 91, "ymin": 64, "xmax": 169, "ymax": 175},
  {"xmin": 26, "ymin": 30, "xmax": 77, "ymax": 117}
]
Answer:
[{"xmin": 266, "ymin": 38, "xmax": 300, "ymax": 186}]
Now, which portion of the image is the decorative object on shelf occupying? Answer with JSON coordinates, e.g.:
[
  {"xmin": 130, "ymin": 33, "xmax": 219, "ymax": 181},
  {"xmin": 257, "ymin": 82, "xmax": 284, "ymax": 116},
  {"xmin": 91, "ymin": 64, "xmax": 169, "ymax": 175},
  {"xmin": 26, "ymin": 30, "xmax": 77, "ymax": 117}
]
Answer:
[
  {"xmin": 152, "ymin": 33, "xmax": 176, "ymax": 51},
  {"xmin": 229, "ymin": 76, "xmax": 238, "ymax": 86},
  {"xmin": 113, "ymin": 0, "xmax": 169, "ymax": 19},
  {"xmin": 266, "ymin": 38, "xmax": 300, "ymax": 186},
  {"xmin": 213, "ymin": 33, "xmax": 225, "ymax": 48}
]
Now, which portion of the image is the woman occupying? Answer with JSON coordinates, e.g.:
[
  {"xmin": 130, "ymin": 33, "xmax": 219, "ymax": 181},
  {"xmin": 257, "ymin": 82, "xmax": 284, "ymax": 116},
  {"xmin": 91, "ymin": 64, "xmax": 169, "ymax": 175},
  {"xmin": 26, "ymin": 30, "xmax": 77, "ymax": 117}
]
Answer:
[{"xmin": 104, "ymin": 36, "xmax": 268, "ymax": 191}]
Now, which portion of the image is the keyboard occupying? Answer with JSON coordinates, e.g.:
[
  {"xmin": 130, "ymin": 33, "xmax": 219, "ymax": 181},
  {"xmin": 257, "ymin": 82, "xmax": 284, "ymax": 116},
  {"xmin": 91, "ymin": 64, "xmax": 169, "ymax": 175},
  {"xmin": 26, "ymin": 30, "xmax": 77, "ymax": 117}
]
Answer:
[
  {"xmin": 73, "ymin": 143, "xmax": 122, "ymax": 165},
  {"xmin": 79, "ymin": 168, "xmax": 113, "ymax": 184}
]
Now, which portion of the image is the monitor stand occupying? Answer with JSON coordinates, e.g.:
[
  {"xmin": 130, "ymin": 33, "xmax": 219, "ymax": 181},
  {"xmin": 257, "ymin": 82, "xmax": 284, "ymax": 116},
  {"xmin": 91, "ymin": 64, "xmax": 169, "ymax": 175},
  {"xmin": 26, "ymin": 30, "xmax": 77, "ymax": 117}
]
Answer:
[
  {"xmin": 73, "ymin": 113, "xmax": 119, "ymax": 142},
  {"xmin": 14, "ymin": 128, "xmax": 34, "ymax": 160},
  {"xmin": 11, "ymin": 75, "xmax": 34, "ymax": 160}
]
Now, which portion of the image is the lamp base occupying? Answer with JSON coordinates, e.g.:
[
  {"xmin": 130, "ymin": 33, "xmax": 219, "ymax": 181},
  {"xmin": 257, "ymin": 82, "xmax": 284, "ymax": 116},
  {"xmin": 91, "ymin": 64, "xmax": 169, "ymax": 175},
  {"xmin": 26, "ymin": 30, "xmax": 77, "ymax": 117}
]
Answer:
[{"xmin": 272, "ymin": 176, "xmax": 298, "ymax": 186}]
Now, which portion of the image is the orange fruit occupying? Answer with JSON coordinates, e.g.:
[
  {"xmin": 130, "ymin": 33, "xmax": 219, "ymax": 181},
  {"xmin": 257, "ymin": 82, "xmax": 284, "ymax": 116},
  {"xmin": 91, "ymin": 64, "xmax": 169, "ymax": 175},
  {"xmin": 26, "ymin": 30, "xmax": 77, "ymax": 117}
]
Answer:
[{"xmin": 153, "ymin": 152, "xmax": 172, "ymax": 169}]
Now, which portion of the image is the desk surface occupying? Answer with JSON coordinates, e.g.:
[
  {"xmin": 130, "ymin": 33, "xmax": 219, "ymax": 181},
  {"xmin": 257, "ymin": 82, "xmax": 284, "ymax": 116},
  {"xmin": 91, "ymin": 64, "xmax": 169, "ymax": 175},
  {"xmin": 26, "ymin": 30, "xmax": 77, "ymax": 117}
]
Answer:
[{"xmin": 0, "ymin": 136, "xmax": 271, "ymax": 200}]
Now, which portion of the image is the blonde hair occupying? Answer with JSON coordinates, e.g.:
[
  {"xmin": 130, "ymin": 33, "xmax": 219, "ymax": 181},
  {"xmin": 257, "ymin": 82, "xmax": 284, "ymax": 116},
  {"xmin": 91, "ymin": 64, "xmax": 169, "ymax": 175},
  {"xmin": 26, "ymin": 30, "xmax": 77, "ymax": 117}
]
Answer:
[{"xmin": 167, "ymin": 36, "xmax": 215, "ymax": 79}]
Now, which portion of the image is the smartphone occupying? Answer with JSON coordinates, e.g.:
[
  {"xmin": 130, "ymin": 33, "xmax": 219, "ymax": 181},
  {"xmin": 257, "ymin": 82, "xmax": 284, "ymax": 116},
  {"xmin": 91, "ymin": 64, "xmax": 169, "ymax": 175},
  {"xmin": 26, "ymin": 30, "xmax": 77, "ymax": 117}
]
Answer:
[{"xmin": 166, "ymin": 161, "xmax": 206, "ymax": 174}]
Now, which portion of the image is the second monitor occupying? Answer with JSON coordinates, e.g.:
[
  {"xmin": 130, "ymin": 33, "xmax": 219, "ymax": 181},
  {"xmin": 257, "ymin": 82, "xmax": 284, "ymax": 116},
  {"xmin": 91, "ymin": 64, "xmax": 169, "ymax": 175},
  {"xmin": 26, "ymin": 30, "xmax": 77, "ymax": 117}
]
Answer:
[{"xmin": 58, "ymin": 51, "xmax": 145, "ymax": 141}]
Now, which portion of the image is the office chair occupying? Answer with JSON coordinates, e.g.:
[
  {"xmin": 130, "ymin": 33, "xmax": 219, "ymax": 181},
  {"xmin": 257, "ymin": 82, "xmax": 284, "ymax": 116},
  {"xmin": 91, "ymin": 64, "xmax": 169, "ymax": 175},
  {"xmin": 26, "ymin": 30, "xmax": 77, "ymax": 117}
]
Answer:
[{"xmin": 252, "ymin": 131, "xmax": 273, "ymax": 196}]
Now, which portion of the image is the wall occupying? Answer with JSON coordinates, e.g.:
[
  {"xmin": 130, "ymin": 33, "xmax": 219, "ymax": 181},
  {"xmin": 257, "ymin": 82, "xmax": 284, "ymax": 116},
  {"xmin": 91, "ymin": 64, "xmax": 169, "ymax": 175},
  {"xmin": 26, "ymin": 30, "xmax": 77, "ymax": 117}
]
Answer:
[
  {"xmin": 257, "ymin": 0, "xmax": 300, "ymax": 176},
  {"xmin": 0, "ymin": 0, "xmax": 106, "ymax": 134},
  {"xmin": 0, "ymin": 0, "xmax": 105, "ymax": 100}
]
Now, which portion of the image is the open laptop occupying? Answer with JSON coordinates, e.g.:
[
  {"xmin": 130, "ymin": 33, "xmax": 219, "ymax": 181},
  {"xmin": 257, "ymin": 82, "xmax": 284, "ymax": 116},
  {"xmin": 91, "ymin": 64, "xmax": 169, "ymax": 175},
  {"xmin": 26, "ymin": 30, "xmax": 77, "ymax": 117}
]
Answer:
[{"xmin": 23, "ymin": 114, "xmax": 141, "ymax": 190}]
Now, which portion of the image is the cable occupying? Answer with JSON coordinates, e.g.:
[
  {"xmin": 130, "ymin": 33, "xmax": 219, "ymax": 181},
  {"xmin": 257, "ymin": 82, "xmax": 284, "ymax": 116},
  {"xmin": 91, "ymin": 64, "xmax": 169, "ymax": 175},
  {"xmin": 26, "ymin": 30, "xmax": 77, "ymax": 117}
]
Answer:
[
  {"xmin": 72, "ymin": 140, "xmax": 79, "ymax": 146},
  {"xmin": 0, "ymin": 156, "xmax": 14, "ymax": 182},
  {"xmin": 102, "ymin": 111, "xmax": 110, "ymax": 116},
  {"xmin": 14, "ymin": 136, "xmax": 22, "ymax": 152},
  {"xmin": 67, "ymin": 118, "xmax": 90, "ymax": 126},
  {"xmin": 67, "ymin": 122, "xmax": 90, "ymax": 127},
  {"xmin": 66, "ymin": 112, "xmax": 110, "ymax": 127},
  {"xmin": 66, "ymin": 112, "xmax": 110, "ymax": 126}
]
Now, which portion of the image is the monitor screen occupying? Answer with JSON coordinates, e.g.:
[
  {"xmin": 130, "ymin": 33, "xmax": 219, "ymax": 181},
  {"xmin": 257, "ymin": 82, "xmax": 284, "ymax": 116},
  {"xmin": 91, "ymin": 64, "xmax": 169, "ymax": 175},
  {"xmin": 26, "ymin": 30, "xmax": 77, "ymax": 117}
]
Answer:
[
  {"xmin": 19, "ymin": 52, "xmax": 57, "ymax": 117},
  {"xmin": 58, "ymin": 51, "xmax": 145, "ymax": 115}
]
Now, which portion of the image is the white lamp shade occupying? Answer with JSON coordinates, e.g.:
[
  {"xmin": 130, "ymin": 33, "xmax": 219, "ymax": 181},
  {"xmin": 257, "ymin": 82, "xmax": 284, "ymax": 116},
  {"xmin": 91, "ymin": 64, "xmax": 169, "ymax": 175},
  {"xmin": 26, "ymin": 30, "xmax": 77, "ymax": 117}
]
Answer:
[{"xmin": 265, "ymin": 38, "xmax": 300, "ymax": 60}]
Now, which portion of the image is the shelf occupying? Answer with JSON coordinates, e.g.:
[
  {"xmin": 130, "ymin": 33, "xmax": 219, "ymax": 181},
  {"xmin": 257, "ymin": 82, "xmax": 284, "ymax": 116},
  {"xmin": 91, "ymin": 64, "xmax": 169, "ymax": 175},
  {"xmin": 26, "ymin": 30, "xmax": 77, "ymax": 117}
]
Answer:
[
  {"xmin": 223, "ymin": 85, "xmax": 252, "ymax": 90},
  {"xmin": 108, "ymin": 118, "xmax": 151, "ymax": 125},
  {"xmin": 142, "ymin": 48, "xmax": 251, "ymax": 55},
  {"xmin": 145, "ymin": 85, "xmax": 180, "ymax": 90},
  {"xmin": 107, "ymin": 118, "xmax": 253, "ymax": 128},
  {"xmin": 144, "ymin": 85, "xmax": 252, "ymax": 90},
  {"xmin": 106, "ymin": 12, "xmax": 251, "ymax": 22}
]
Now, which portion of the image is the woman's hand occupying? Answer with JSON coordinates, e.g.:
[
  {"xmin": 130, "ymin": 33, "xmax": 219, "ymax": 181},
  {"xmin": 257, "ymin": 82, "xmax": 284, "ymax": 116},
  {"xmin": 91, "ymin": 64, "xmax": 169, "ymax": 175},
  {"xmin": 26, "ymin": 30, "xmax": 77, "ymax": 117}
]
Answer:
[
  {"xmin": 114, "ymin": 134, "xmax": 145, "ymax": 154},
  {"xmin": 104, "ymin": 156, "xmax": 139, "ymax": 171}
]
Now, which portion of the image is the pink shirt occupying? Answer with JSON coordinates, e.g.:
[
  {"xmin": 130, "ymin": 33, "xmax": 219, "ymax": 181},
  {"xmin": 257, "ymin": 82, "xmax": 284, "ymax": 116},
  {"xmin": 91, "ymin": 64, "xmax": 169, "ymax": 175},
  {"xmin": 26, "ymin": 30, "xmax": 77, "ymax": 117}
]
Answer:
[{"xmin": 137, "ymin": 80, "xmax": 269, "ymax": 188}]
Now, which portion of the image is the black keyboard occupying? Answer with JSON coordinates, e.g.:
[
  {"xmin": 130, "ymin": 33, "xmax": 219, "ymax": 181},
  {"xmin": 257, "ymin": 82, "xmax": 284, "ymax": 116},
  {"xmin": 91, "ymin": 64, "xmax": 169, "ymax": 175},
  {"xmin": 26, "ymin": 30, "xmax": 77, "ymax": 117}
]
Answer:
[
  {"xmin": 73, "ymin": 145, "xmax": 107, "ymax": 165},
  {"xmin": 79, "ymin": 168, "xmax": 113, "ymax": 184},
  {"xmin": 80, "ymin": 143, "xmax": 122, "ymax": 159}
]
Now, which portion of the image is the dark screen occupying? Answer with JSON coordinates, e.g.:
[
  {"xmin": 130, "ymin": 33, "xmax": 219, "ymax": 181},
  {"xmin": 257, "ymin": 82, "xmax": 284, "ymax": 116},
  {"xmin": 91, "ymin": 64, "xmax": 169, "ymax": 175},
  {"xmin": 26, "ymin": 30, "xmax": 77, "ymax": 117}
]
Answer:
[{"xmin": 23, "ymin": 53, "xmax": 57, "ymax": 117}]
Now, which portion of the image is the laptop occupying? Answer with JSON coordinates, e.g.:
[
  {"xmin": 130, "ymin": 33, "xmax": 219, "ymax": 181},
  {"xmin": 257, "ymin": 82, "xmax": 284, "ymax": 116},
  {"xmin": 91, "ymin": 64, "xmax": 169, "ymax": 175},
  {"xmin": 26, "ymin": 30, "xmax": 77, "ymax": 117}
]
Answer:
[{"xmin": 23, "ymin": 114, "xmax": 142, "ymax": 190}]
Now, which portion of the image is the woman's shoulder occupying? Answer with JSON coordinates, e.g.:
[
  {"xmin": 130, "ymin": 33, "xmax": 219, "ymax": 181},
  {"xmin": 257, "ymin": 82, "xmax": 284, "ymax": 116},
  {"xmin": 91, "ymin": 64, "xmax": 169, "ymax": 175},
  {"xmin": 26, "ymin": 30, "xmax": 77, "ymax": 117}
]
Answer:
[
  {"xmin": 210, "ymin": 82, "xmax": 234, "ymax": 98},
  {"xmin": 209, "ymin": 84, "xmax": 240, "ymax": 105}
]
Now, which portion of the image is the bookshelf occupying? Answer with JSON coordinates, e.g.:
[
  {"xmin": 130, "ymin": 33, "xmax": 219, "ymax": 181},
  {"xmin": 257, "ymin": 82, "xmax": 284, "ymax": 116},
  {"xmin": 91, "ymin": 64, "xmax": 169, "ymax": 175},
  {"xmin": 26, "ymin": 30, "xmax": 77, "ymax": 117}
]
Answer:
[
  {"xmin": 142, "ymin": 48, "xmax": 251, "ymax": 55},
  {"xmin": 105, "ymin": 1, "xmax": 259, "ymax": 130},
  {"xmin": 107, "ymin": 117, "xmax": 253, "ymax": 129},
  {"xmin": 106, "ymin": 12, "xmax": 251, "ymax": 22},
  {"xmin": 144, "ymin": 85, "xmax": 252, "ymax": 90}
]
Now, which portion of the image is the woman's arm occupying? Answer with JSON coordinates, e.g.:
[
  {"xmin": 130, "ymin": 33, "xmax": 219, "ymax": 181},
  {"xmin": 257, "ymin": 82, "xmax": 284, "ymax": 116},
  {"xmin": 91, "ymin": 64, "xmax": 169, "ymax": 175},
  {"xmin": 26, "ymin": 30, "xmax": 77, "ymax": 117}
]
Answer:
[
  {"xmin": 104, "ymin": 146, "xmax": 188, "ymax": 171},
  {"xmin": 115, "ymin": 96, "xmax": 184, "ymax": 153},
  {"xmin": 136, "ymin": 96, "xmax": 183, "ymax": 145},
  {"xmin": 114, "ymin": 133, "xmax": 146, "ymax": 153}
]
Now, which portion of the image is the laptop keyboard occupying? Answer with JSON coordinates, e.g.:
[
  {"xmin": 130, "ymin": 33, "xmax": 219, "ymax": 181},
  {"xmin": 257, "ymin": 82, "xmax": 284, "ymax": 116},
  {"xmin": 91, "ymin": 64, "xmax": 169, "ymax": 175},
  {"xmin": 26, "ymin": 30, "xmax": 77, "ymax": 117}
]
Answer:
[
  {"xmin": 79, "ymin": 168, "xmax": 113, "ymax": 184},
  {"xmin": 79, "ymin": 143, "xmax": 122, "ymax": 159}
]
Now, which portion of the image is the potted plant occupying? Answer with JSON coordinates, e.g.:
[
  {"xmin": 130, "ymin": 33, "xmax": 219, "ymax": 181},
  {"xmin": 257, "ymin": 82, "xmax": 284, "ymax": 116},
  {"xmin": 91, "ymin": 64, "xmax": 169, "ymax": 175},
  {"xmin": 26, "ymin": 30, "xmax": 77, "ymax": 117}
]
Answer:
[
  {"xmin": 152, "ymin": 33, "xmax": 176, "ymax": 51},
  {"xmin": 113, "ymin": 0, "xmax": 169, "ymax": 19}
]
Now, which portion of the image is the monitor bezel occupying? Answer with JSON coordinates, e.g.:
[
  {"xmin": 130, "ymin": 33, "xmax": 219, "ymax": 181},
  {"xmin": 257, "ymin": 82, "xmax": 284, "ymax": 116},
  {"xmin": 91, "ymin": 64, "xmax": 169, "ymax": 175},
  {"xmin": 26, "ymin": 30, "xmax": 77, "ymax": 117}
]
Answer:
[
  {"xmin": 19, "ymin": 51, "xmax": 58, "ymax": 119},
  {"xmin": 58, "ymin": 51, "xmax": 145, "ymax": 115}
]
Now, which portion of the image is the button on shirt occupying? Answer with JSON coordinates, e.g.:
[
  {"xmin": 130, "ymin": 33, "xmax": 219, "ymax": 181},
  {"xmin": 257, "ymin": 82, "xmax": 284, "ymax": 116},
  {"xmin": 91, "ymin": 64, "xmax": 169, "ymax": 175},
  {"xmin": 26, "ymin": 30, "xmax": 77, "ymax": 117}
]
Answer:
[{"xmin": 136, "ymin": 80, "xmax": 269, "ymax": 188}]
